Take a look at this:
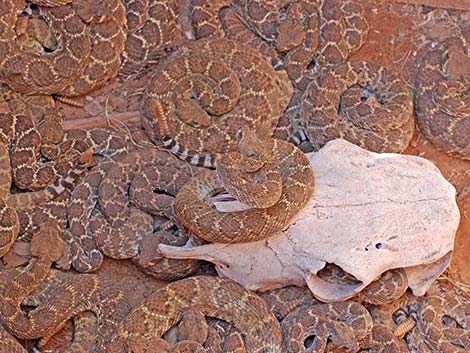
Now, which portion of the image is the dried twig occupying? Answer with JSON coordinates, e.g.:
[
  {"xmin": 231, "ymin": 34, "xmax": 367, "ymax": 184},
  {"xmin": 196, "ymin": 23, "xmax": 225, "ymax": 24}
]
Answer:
[
  {"xmin": 62, "ymin": 111, "xmax": 142, "ymax": 131},
  {"xmin": 394, "ymin": 0, "xmax": 470, "ymax": 11}
]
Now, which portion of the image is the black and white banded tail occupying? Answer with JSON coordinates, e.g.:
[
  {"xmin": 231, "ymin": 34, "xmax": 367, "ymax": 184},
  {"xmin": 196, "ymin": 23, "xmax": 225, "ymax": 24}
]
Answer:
[
  {"xmin": 47, "ymin": 147, "xmax": 93, "ymax": 198},
  {"xmin": 289, "ymin": 129, "xmax": 309, "ymax": 146},
  {"xmin": 151, "ymin": 99, "xmax": 220, "ymax": 169}
]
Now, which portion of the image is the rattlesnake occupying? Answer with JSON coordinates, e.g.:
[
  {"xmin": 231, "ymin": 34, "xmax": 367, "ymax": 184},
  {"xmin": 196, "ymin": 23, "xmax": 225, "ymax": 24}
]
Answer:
[
  {"xmin": 107, "ymin": 275, "xmax": 282, "ymax": 353},
  {"xmin": 171, "ymin": 113, "xmax": 314, "ymax": 243},
  {"xmin": 260, "ymin": 268, "xmax": 412, "ymax": 352},
  {"xmin": 0, "ymin": 0, "xmax": 127, "ymax": 101},
  {"xmin": 370, "ymin": 281, "xmax": 470, "ymax": 353},
  {"xmin": 119, "ymin": 0, "xmax": 186, "ymax": 77},
  {"xmin": 281, "ymin": 300, "xmax": 374, "ymax": 352},
  {"xmin": 62, "ymin": 140, "xmax": 202, "ymax": 279},
  {"xmin": 301, "ymin": 60, "xmax": 415, "ymax": 153},
  {"xmin": 360, "ymin": 324, "xmax": 411, "ymax": 353},
  {"xmin": 415, "ymin": 32, "xmax": 470, "ymax": 160},
  {"xmin": 126, "ymin": 165, "xmax": 204, "ymax": 281},
  {"xmin": 57, "ymin": 0, "xmax": 128, "ymax": 99},
  {"xmin": 186, "ymin": 0, "xmax": 369, "ymax": 142},
  {"xmin": 0, "ymin": 4, "xmax": 463, "ymax": 353},
  {"xmin": 162, "ymin": 308, "xmax": 252, "ymax": 352},
  {"xmin": 0, "ymin": 110, "xmax": 94, "ymax": 246},
  {"xmin": 0, "ymin": 112, "xmax": 90, "ymax": 191},
  {"xmin": 358, "ymin": 271, "xmax": 414, "ymax": 353},
  {"xmin": 57, "ymin": 129, "xmax": 197, "ymax": 278},
  {"xmin": 359, "ymin": 268, "xmax": 409, "ymax": 306},
  {"xmin": 15, "ymin": 190, "xmax": 71, "ymax": 240},
  {"xmin": 260, "ymin": 285, "xmax": 320, "ymax": 321},
  {"xmin": 27, "ymin": 269, "xmax": 132, "ymax": 353},
  {"xmin": 0, "ymin": 0, "xmax": 90, "ymax": 95},
  {"xmin": 8, "ymin": 275, "xmax": 267, "ymax": 352},
  {"xmin": 0, "ymin": 325, "xmax": 26, "ymax": 353},
  {"xmin": 0, "ymin": 113, "xmax": 93, "ymax": 257},
  {"xmin": 60, "ymin": 128, "xmax": 132, "ymax": 272},
  {"xmin": 0, "ymin": 84, "xmax": 65, "ymax": 146},
  {"xmin": 0, "ymin": 0, "xmax": 190, "ymax": 102},
  {"xmin": 140, "ymin": 36, "xmax": 292, "ymax": 165},
  {"xmin": 0, "ymin": 166, "xmax": 84, "ymax": 259},
  {"xmin": 0, "ymin": 95, "xmax": 78, "ymax": 239},
  {"xmin": 412, "ymin": 290, "xmax": 470, "ymax": 352},
  {"xmin": 0, "ymin": 222, "xmax": 131, "ymax": 353},
  {"xmin": 189, "ymin": 0, "xmax": 368, "ymax": 85}
]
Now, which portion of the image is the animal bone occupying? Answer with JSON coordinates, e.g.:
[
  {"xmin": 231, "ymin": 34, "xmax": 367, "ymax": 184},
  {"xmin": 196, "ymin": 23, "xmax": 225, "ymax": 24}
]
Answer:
[{"xmin": 160, "ymin": 139, "xmax": 459, "ymax": 302}]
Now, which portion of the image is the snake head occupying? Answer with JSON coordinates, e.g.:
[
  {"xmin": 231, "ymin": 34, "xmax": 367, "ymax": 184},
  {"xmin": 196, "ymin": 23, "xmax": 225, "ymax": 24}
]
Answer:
[
  {"xmin": 276, "ymin": 2, "xmax": 306, "ymax": 52},
  {"xmin": 79, "ymin": 147, "xmax": 94, "ymax": 166},
  {"xmin": 30, "ymin": 221, "xmax": 64, "ymax": 263},
  {"xmin": 236, "ymin": 122, "xmax": 273, "ymax": 168},
  {"xmin": 38, "ymin": 108, "xmax": 64, "ymax": 145}
]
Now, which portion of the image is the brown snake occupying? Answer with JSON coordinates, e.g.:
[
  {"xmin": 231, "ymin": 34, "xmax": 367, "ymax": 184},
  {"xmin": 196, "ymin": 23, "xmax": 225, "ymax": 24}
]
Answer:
[
  {"xmin": 369, "ymin": 283, "xmax": 470, "ymax": 353},
  {"xmin": 140, "ymin": 37, "xmax": 292, "ymax": 166},
  {"xmin": 0, "ymin": 2, "xmax": 465, "ymax": 352},
  {"xmin": 189, "ymin": 0, "xmax": 368, "ymax": 84},
  {"xmin": 0, "ymin": 222, "xmax": 131, "ymax": 353},
  {"xmin": 0, "ymin": 112, "xmax": 90, "ymax": 191},
  {"xmin": 301, "ymin": 60, "xmax": 415, "ymax": 153},
  {"xmin": 107, "ymin": 275, "xmax": 282, "ymax": 353},
  {"xmin": 0, "ymin": 84, "xmax": 65, "ymax": 146},
  {"xmin": 173, "ymin": 118, "xmax": 315, "ymax": 244},
  {"xmin": 83, "ymin": 146, "xmax": 202, "ymax": 280},
  {"xmin": 415, "ymin": 32, "xmax": 470, "ymax": 160},
  {"xmin": 119, "ymin": 0, "xmax": 186, "ymax": 77},
  {"xmin": 0, "ymin": 113, "xmax": 93, "ymax": 257},
  {"xmin": 60, "ymin": 128, "xmax": 132, "ymax": 273},
  {"xmin": 412, "ymin": 292, "xmax": 470, "ymax": 352},
  {"xmin": 261, "ymin": 267, "xmax": 412, "ymax": 353},
  {"xmin": 0, "ymin": 0, "xmax": 90, "ymax": 95},
  {"xmin": 186, "ymin": 0, "xmax": 369, "ymax": 143},
  {"xmin": 0, "ymin": 0, "xmax": 127, "ymax": 102}
]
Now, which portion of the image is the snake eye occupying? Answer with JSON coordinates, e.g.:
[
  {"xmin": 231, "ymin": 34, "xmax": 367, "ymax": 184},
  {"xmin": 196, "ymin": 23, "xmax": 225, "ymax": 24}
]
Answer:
[
  {"xmin": 236, "ymin": 128, "xmax": 243, "ymax": 141},
  {"xmin": 247, "ymin": 152, "xmax": 257, "ymax": 159}
]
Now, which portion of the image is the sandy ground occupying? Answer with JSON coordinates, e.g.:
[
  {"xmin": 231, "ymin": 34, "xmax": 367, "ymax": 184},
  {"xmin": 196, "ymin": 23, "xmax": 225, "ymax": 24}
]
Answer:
[{"xmin": 4, "ymin": 1, "xmax": 470, "ymax": 350}]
